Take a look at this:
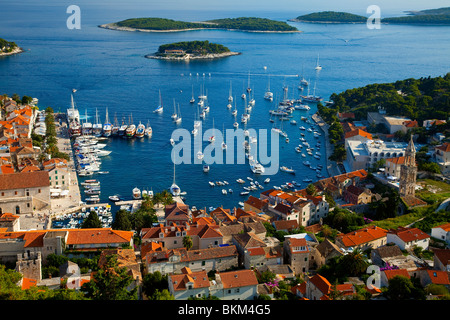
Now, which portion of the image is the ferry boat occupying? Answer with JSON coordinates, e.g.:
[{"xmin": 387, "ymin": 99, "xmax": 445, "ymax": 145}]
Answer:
[
  {"xmin": 135, "ymin": 122, "xmax": 145, "ymax": 138},
  {"xmin": 280, "ymin": 166, "xmax": 295, "ymax": 174},
  {"xmin": 67, "ymin": 93, "xmax": 81, "ymax": 137},
  {"xmin": 132, "ymin": 187, "xmax": 141, "ymax": 199},
  {"xmin": 126, "ymin": 124, "xmax": 136, "ymax": 138}
]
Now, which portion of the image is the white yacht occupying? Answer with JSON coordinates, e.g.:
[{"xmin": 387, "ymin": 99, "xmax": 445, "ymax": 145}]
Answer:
[{"xmin": 170, "ymin": 164, "xmax": 181, "ymax": 196}]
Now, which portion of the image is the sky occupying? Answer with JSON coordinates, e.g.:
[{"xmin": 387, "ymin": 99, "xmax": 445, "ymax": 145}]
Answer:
[
  {"xmin": 4, "ymin": 0, "xmax": 449, "ymax": 15},
  {"xmin": 84, "ymin": 0, "xmax": 450, "ymax": 15}
]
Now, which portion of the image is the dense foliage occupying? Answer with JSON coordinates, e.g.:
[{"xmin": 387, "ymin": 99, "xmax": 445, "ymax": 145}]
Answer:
[
  {"xmin": 116, "ymin": 17, "xmax": 298, "ymax": 32},
  {"xmin": 329, "ymin": 73, "xmax": 450, "ymax": 123},
  {"xmin": 296, "ymin": 11, "xmax": 367, "ymax": 23},
  {"xmin": 158, "ymin": 40, "xmax": 230, "ymax": 55},
  {"xmin": 382, "ymin": 14, "xmax": 450, "ymax": 25},
  {"xmin": 0, "ymin": 38, "xmax": 18, "ymax": 53},
  {"xmin": 207, "ymin": 17, "xmax": 298, "ymax": 31}
]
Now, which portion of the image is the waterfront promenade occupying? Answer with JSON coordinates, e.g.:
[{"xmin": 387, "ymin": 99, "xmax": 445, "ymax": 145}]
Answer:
[{"xmin": 312, "ymin": 113, "xmax": 341, "ymax": 178}]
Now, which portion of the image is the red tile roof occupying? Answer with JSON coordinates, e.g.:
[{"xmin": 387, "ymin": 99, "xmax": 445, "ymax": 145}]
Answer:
[
  {"xmin": 345, "ymin": 129, "xmax": 373, "ymax": 140},
  {"xmin": 388, "ymin": 227, "xmax": 430, "ymax": 243},
  {"xmin": 66, "ymin": 228, "xmax": 133, "ymax": 245},
  {"xmin": 436, "ymin": 143, "xmax": 450, "ymax": 153},
  {"xmin": 386, "ymin": 156, "xmax": 405, "ymax": 165},
  {"xmin": 0, "ymin": 171, "xmax": 49, "ymax": 190},
  {"xmin": 170, "ymin": 268, "xmax": 210, "ymax": 291},
  {"xmin": 219, "ymin": 269, "xmax": 258, "ymax": 289},
  {"xmin": 426, "ymin": 270, "xmax": 450, "ymax": 285},
  {"xmin": 383, "ymin": 269, "xmax": 410, "ymax": 281},
  {"xmin": 338, "ymin": 225, "xmax": 387, "ymax": 247}
]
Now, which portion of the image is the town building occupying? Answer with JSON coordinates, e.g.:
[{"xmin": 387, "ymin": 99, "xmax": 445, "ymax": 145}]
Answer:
[
  {"xmin": 431, "ymin": 223, "xmax": 450, "ymax": 246},
  {"xmin": 283, "ymin": 237, "xmax": 310, "ymax": 274},
  {"xmin": 0, "ymin": 171, "xmax": 50, "ymax": 215},
  {"xmin": 386, "ymin": 227, "xmax": 430, "ymax": 251},
  {"xmin": 399, "ymin": 136, "xmax": 417, "ymax": 198},
  {"xmin": 434, "ymin": 142, "xmax": 450, "ymax": 176},
  {"xmin": 335, "ymin": 225, "xmax": 388, "ymax": 251},
  {"xmin": 433, "ymin": 249, "xmax": 450, "ymax": 272}
]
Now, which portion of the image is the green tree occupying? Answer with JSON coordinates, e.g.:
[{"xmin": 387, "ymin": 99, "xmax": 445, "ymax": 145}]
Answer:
[
  {"xmin": 80, "ymin": 211, "xmax": 102, "ymax": 229},
  {"xmin": 306, "ymin": 183, "xmax": 317, "ymax": 196},
  {"xmin": 81, "ymin": 255, "xmax": 137, "ymax": 300},
  {"xmin": 183, "ymin": 235, "xmax": 193, "ymax": 251},
  {"xmin": 151, "ymin": 289, "xmax": 175, "ymax": 300},
  {"xmin": 142, "ymin": 271, "xmax": 168, "ymax": 298},
  {"xmin": 112, "ymin": 209, "xmax": 132, "ymax": 231},
  {"xmin": 336, "ymin": 248, "xmax": 369, "ymax": 277}
]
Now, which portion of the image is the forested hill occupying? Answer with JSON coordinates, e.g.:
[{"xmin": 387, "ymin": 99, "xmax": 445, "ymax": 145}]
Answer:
[
  {"xmin": 295, "ymin": 11, "xmax": 367, "ymax": 23},
  {"xmin": 157, "ymin": 41, "xmax": 230, "ymax": 55},
  {"xmin": 112, "ymin": 17, "xmax": 298, "ymax": 32},
  {"xmin": 0, "ymin": 38, "xmax": 18, "ymax": 53},
  {"xmin": 327, "ymin": 73, "xmax": 450, "ymax": 122}
]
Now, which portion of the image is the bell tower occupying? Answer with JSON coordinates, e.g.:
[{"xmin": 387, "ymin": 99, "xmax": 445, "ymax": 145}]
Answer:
[{"xmin": 399, "ymin": 135, "xmax": 417, "ymax": 197}]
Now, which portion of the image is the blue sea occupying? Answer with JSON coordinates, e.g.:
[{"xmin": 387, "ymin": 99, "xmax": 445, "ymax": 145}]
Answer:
[{"xmin": 1, "ymin": 1, "xmax": 450, "ymax": 210}]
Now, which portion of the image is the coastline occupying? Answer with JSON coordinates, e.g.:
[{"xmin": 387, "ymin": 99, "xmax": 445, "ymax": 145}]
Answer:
[
  {"xmin": 0, "ymin": 47, "xmax": 24, "ymax": 57},
  {"xmin": 311, "ymin": 113, "xmax": 341, "ymax": 178},
  {"xmin": 145, "ymin": 51, "xmax": 241, "ymax": 61},
  {"xmin": 99, "ymin": 23, "xmax": 301, "ymax": 33}
]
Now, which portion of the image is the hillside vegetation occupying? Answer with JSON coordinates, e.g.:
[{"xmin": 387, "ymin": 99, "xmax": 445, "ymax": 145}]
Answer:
[
  {"xmin": 115, "ymin": 17, "xmax": 298, "ymax": 32},
  {"xmin": 295, "ymin": 11, "xmax": 367, "ymax": 23}
]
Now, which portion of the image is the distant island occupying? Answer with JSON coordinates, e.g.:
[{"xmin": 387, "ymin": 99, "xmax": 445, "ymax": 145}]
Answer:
[
  {"xmin": 292, "ymin": 11, "xmax": 367, "ymax": 23},
  {"xmin": 145, "ymin": 40, "xmax": 240, "ymax": 61},
  {"xmin": 0, "ymin": 38, "xmax": 23, "ymax": 56},
  {"xmin": 292, "ymin": 7, "xmax": 450, "ymax": 25},
  {"xmin": 99, "ymin": 17, "xmax": 300, "ymax": 33}
]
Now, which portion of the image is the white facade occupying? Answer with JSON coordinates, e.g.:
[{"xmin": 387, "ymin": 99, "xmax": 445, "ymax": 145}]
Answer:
[
  {"xmin": 431, "ymin": 225, "xmax": 450, "ymax": 246},
  {"xmin": 386, "ymin": 233, "xmax": 429, "ymax": 251}
]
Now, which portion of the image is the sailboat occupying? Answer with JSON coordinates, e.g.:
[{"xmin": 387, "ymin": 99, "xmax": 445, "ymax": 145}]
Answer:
[
  {"xmin": 246, "ymin": 71, "xmax": 252, "ymax": 93},
  {"xmin": 154, "ymin": 90, "xmax": 163, "ymax": 113},
  {"xmin": 315, "ymin": 54, "xmax": 322, "ymax": 71},
  {"xmin": 102, "ymin": 107, "xmax": 112, "ymax": 137},
  {"xmin": 300, "ymin": 64, "xmax": 309, "ymax": 87},
  {"xmin": 221, "ymin": 123, "xmax": 227, "ymax": 150},
  {"xmin": 231, "ymin": 98, "xmax": 238, "ymax": 116},
  {"xmin": 241, "ymin": 81, "xmax": 246, "ymax": 99},
  {"xmin": 144, "ymin": 120, "xmax": 152, "ymax": 137},
  {"xmin": 93, "ymin": 108, "xmax": 102, "ymax": 137},
  {"xmin": 111, "ymin": 113, "xmax": 119, "ymax": 135},
  {"xmin": 264, "ymin": 75, "xmax": 273, "ymax": 101},
  {"xmin": 82, "ymin": 109, "xmax": 92, "ymax": 135},
  {"xmin": 190, "ymin": 85, "xmax": 195, "ymax": 103},
  {"xmin": 228, "ymin": 81, "xmax": 233, "ymax": 102},
  {"xmin": 171, "ymin": 98, "xmax": 178, "ymax": 120},
  {"xmin": 209, "ymin": 118, "xmax": 215, "ymax": 143},
  {"xmin": 175, "ymin": 103, "xmax": 182, "ymax": 123},
  {"xmin": 169, "ymin": 163, "xmax": 181, "ymax": 196},
  {"xmin": 300, "ymin": 81, "xmax": 323, "ymax": 102}
]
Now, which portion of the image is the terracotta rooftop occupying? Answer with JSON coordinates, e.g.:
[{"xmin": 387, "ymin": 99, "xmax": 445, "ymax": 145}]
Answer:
[
  {"xmin": 0, "ymin": 171, "xmax": 49, "ymax": 190},
  {"xmin": 338, "ymin": 225, "xmax": 388, "ymax": 247},
  {"xmin": 219, "ymin": 269, "xmax": 258, "ymax": 289},
  {"xmin": 388, "ymin": 227, "xmax": 430, "ymax": 243}
]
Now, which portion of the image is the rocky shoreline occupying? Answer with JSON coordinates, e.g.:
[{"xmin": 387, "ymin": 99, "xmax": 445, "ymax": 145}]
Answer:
[
  {"xmin": 0, "ymin": 47, "xmax": 24, "ymax": 57},
  {"xmin": 99, "ymin": 23, "xmax": 300, "ymax": 33},
  {"xmin": 145, "ymin": 51, "xmax": 241, "ymax": 61}
]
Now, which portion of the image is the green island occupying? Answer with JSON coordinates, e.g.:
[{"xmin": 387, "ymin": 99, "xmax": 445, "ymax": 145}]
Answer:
[
  {"xmin": 145, "ymin": 40, "xmax": 240, "ymax": 61},
  {"xmin": 99, "ymin": 17, "xmax": 299, "ymax": 33},
  {"xmin": 293, "ymin": 7, "xmax": 450, "ymax": 25},
  {"xmin": 293, "ymin": 11, "xmax": 367, "ymax": 23},
  {"xmin": 0, "ymin": 37, "xmax": 22, "ymax": 56}
]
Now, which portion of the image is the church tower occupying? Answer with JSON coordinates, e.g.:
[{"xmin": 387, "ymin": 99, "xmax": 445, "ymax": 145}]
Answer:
[{"xmin": 399, "ymin": 135, "xmax": 417, "ymax": 197}]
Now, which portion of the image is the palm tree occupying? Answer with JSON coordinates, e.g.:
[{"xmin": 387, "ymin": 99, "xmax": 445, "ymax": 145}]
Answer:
[
  {"xmin": 337, "ymin": 248, "xmax": 369, "ymax": 277},
  {"xmin": 183, "ymin": 235, "xmax": 193, "ymax": 251}
]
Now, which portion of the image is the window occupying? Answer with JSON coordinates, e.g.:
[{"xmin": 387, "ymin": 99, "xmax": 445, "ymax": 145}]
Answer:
[
  {"xmin": 15, "ymin": 191, "xmax": 18, "ymax": 195},
  {"xmin": 235, "ymin": 288, "xmax": 240, "ymax": 293},
  {"xmin": 1, "ymin": 192, "xmax": 3, "ymax": 196},
  {"xmin": 201, "ymin": 261, "xmax": 205, "ymax": 266},
  {"xmin": 227, "ymin": 290, "xmax": 232, "ymax": 294}
]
